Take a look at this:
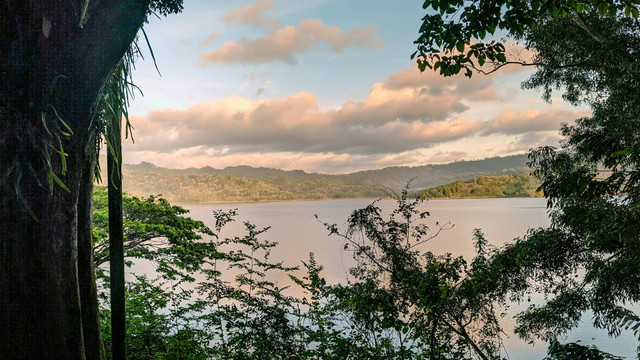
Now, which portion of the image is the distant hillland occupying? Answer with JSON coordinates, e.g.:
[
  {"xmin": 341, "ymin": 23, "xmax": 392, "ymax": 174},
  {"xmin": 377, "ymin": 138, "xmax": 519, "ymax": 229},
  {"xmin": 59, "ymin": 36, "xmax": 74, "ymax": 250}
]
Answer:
[
  {"xmin": 419, "ymin": 173, "xmax": 541, "ymax": 199},
  {"xmin": 98, "ymin": 154, "xmax": 530, "ymax": 203}
]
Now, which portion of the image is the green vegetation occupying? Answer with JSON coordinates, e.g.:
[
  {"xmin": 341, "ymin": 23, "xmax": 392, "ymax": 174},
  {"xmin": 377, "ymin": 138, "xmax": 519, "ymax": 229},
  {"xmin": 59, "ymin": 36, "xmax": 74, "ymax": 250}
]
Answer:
[
  {"xmin": 413, "ymin": 0, "xmax": 640, "ymax": 357},
  {"xmin": 486, "ymin": 12, "xmax": 640, "ymax": 357},
  {"xmin": 412, "ymin": 0, "xmax": 639, "ymax": 78},
  {"xmin": 5, "ymin": 0, "xmax": 640, "ymax": 358},
  {"xmin": 92, "ymin": 186, "xmax": 216, "ymax": 281},
  {"xmin": 93, "ymin": 188, "xmax": 632, "ymax": 359},
  {"xmin": 420, "ymin": 173, "xmax": 541, "ymax": 199},
  {"xmin": 91, "ymin": 190, "xmax": 511, "ymax": 359},
  {"xmin": 101, "ymin": 154, "xmax": 530, "ymax": 202},
  {"xmin": 121, "ymin": 173, "xmax": 389, "ymax": 203}
]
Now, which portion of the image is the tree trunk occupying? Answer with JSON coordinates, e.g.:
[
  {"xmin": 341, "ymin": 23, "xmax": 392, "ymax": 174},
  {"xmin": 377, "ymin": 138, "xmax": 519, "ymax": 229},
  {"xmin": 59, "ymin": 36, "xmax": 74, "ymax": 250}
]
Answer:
[
  {"xmin": 0, "ymin": 1, "xmax": 149, "ymax": 358},
  {"xmin": 108, "ymin": 108, "xmax": 126, "ymax": 360},
  {"xmin": 78, "ymin": 149, "xmax": 107, "ymax": 360}
]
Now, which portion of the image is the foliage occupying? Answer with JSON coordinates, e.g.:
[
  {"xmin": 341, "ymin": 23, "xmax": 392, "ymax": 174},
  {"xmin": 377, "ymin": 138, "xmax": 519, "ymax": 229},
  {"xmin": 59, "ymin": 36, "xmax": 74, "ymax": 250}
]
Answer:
[
  {"xmin": 95, "ymin": 180, "xmax": 640, "ymax": 358},
  {"xmin": 196, "ymin": 212, "xmax": 305, "ymax": 359},
  {"xmin": 149, "ymin": 0, "xmax": 184, "ymax": 17},
  {"xmin": 101, "ymin": 276, "xmax": 210, "ymax": 360},
  {"xmin": 412, "ymin": 0, "xmax": 639, "ymax": 77},
  {"xmin": 521, "ymin": 14, "xmax": 640, "ymax": 106},
  {"xmin": 94, "ymin": 187, "xmax": 519, "ymax": 359},
  {"xmin": 544, "ymin": 340, "xmax": 623, "ymax": 360},
  {"xmin": 119, "ymin": 173, "xmax": 389, "ymax": 203},
  {"xmin": 435, "ymin": 11, "xmax": 640, "ymax": 359},
  {"xmin": 95, "ymin": 191, "xmax": 307, "ymax": 359},
  {"xmin": 92, "ymin": 186, "xmax": 217, "ymax": 282},
  {"xmin": 312, "ymin": 190, "xmax": 505, "ymax": 360},
  {"xmin": 420, "ymin": 172, "xmax": 541, "ymax": 199},
  {"xmin": 415, "ymin": 2, "xmax": 640, "ymax": 357},
  {"xmin": 108, "ymin": 154, "xmax": 530, "ymax": 201}
]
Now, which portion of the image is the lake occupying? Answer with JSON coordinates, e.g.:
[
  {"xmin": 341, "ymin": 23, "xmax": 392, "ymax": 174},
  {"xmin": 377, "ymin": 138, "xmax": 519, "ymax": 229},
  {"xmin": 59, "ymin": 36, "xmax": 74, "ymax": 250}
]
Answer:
[{"xmin": 171, "ymin": 198, "xmax": 637, "ymax": 359}]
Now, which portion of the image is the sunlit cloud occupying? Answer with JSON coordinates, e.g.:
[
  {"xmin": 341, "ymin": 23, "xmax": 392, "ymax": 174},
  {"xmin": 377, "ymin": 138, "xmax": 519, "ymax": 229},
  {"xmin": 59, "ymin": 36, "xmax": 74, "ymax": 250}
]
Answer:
[
  {"xmin": 127, "ymin": 62, "xmax": 497, "ymax": 156},
  {"xmin": 200, "ymin": 33, "xmax": 221, "ymax": 46},
  {"xmin": 200, "ymin": 19, "xmax": 380, "ymax": 65},
  {"xmin": 222, "ymin": 0, "xmax": 281, "ymax": 30},
  {"xmin": 482, "ymin": 108, "xmax": 588, "ymax": 135},
  {"xmin": 504, "ymin": 132, "xmax": 563, "ymax": 153},
  {"xmin": 126, "ymin": 62, "xmax": 584, "ymax": 172}
]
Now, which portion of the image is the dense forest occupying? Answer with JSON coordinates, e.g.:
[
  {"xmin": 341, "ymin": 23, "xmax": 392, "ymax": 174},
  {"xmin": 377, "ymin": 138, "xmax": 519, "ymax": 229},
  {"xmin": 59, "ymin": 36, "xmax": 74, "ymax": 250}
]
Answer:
[
  {"xmin": 117, "ymin": 173, "xmax": 388, "ymax": 203},
  {"xmin": 420, "ymin": 173, "xmax": 541, "ymax": 199}
]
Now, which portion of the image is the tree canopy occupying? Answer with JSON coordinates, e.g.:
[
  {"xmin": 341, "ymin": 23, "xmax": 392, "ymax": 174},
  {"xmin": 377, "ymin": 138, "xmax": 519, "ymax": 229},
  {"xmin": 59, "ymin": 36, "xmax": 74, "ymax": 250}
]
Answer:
[
  {"xmin": 413, "ymin": 1, "xmax": 640, "ymax": 357},
  {"xmin": 413, "ymin": 0, "xmax": 640, "ymax": 77}
]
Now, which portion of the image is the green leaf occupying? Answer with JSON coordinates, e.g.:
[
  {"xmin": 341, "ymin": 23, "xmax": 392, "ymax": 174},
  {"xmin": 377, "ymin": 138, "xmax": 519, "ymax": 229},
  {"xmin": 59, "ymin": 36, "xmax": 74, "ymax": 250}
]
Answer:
[
  {"xmin": 49, "ymin": 104, "xmax": 74, "ymax": 136},
  {"xmin": 47, "ymin": 170, "xmax": 70, "ymax": 194},
  {"xmin": 611, "ymin": 150, "xmax": 631, "ymax": 157},
  {"xmin": 465, "ymin": 68, "xmax": 472, "ymax": 78},
  {"xmin": 598, "ymin": 3, "xmax": 609, "ymax": 16}
]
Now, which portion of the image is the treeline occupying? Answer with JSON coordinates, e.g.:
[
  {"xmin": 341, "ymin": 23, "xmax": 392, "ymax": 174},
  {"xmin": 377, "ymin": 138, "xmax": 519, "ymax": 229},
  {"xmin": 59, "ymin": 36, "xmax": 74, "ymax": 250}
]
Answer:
[
  {"xmin": 420, "ymin": 173, "xmax": 541, "ymax": 199},
  {"xmin": 119, "ymin": 171, "xmax": 542, "ymax": 204},
  {"xmin": 120, "ymin": 173, "xmax": 389, "ymax": 203},
  {"xmin": 102, "ymin": 154, "xmax": 530, "ymax": 202}
]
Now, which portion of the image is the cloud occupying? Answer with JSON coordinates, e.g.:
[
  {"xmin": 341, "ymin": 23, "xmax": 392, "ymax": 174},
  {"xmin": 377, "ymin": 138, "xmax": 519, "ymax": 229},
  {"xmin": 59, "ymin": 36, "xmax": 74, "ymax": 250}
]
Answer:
[
  {"xmin": 223, "ymin": 0, "xmax": 280, "ymax": 30},
  {"xmin": 127, "ymin": 61, "xmax": 496, "ymax": 156},
  {"xmin": 126, "ymin": 62, "xmax": 586, "ymax": 172},
  {"xmin": 383, "ymin": 62, "xmax": 498, "ymax": 100},
  {"xmin": 200, "ymin": 33, "xmax": 221, "ymax": 46},
  {"xmin": 123, "ymin": 149, "xmax": 425, "ymax": 174},
  {"xmin": 482, "ymin": 108, "xmax": 587, "ymax": 135},
  {"xmin": 504, "ymin": 132, "xmax": 563, "ymax": 153},
  {"xmin": 425, "ymin": 151, "xmax": 469, "ymax": 164},
  {"xmin": 200, "ymin": 19, "xmax": 380, "ymax": 65}
]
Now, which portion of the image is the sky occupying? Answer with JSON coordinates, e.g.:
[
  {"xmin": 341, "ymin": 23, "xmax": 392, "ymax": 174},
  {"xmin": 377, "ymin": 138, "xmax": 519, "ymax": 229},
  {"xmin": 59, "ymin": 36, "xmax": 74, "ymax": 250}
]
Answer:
[{"xmin": 123, "ymin": 0, "xmax": 586, "ymax": 174}]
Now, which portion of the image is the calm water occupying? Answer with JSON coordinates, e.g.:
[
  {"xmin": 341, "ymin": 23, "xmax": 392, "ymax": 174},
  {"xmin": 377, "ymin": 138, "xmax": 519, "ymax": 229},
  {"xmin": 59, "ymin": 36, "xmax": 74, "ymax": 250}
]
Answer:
[{"xmin": 171, "ymin": 198, "xmax": 637, "ymax": 359}]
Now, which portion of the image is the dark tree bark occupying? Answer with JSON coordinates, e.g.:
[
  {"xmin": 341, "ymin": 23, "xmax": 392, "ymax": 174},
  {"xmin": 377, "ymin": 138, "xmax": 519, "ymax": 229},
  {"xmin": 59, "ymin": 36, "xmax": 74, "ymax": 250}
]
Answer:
[
  {"xmin": 78, "ymin": 149, "xmax": 107, "ymax": 360},
  {"xmin": 108, "ymin": 110, "xmax": 126, "ymax": 360},
  {"xmin": 0, "ymin": 1, "xmax": 149, "ymax": 358}
]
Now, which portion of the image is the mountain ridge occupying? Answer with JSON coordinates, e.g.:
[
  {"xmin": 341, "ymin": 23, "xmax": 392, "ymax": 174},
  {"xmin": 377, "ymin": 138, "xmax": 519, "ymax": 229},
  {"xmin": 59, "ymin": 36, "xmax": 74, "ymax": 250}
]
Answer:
[{"xmin": 98, "ymin": 154, "xmax": 531, "ymax": 202}]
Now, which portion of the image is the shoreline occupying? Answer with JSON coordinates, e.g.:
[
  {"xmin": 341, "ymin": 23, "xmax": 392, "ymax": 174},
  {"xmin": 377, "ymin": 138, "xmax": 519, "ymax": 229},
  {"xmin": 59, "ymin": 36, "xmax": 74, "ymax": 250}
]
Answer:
[{"xmin": 170, "ymin": 195, "xmax": 544, "ymax": 205}]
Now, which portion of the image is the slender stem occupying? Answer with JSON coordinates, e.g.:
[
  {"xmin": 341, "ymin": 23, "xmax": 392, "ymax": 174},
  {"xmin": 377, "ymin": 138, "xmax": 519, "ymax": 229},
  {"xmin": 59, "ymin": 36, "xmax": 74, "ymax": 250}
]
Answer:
[{"xmin": 109, "ymin": 95, "xmax": 126, "ymax": 360}]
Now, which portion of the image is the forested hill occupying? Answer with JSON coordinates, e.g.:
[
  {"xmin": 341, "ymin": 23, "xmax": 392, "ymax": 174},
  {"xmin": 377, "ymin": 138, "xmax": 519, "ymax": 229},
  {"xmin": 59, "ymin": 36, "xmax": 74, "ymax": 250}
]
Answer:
[
  {"xmin": 420, "ymin": 173, "xmax": 541, "ymax": 199},
  {"xmin": 119, "ymin": 175, "xmax": 389, "ymax": 203},
  {"xmin": 98, "ymin": 154, "xmax": 530, "ymax": 202},
  {"xmin": 330, "ymin": 154, "xmax": 529, "ymax": 190}
]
